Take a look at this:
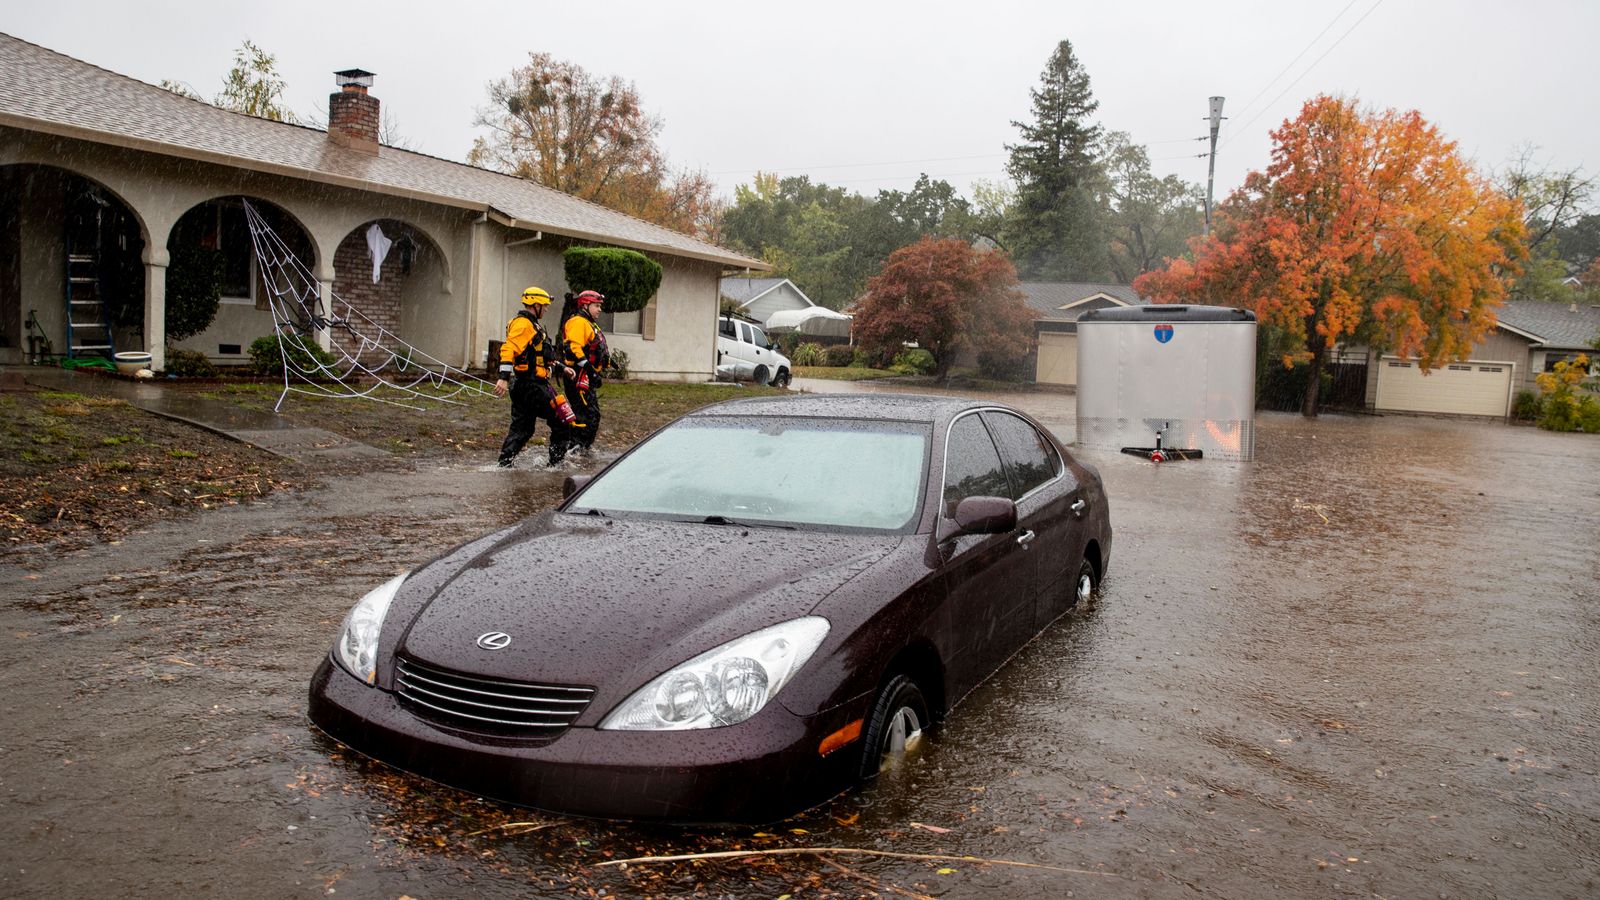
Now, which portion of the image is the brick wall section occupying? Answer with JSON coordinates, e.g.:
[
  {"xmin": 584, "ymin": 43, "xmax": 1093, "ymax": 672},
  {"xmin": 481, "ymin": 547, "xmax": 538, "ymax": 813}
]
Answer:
[
  {"xmin": 332, "ymin": 225, "xmax": 410, "ymax": 366},
  {"xmin": 328, "ymin": 91, "xmax": 380, "ymax": 146}
]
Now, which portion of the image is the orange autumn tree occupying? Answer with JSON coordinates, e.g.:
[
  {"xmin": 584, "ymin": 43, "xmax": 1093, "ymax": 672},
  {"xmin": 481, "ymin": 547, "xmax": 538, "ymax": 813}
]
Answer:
[
  {"xmin": 855, "ymin": 237, "xmax": 1034, "ymax": 382},
  {"xmin": 1135, "ymin": 95, "xmax": 1526, "ymax": 416}
]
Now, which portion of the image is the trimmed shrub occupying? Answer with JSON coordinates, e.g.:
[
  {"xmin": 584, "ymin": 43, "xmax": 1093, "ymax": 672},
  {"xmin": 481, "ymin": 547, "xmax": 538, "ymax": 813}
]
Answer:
[
  {"xmin": 977, "ymin": 348, "xmax": 1032, "ymax": 382},
  {"xmin": 607, "ymin": 349, "xmax": 630, "ymax": 381},
  {"xmin": 164, "ymin": 244, "xmax": 224, "ymax": 342},
  {"xmin": 562, "ymin": 246, "xmax": 663, "ymax": 313},
  {"xmin": 823, "ymin": 344, "xmax": 856, "ymax": 367},
  {"xmin": 165, "ymin": 348, "xmax": 219, "ymax": 378},
  {"xmin": 1511, "ymin": 390, "xmax": 1542, "ymax": 422},
  {"xmin": 248, "ymin": 333, "xmax": 336, "ymax": 376},
  {"xmin": 791, "ymin": 342, "xmax": 824, "ymax": 367},
  {"xmin": 890, "ymin": 348, "xmax": 936, "ymax": 376}
]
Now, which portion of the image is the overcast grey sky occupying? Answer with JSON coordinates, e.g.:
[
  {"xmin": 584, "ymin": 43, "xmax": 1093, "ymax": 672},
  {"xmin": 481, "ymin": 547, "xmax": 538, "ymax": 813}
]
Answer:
[{"xmin": 8, "ymin": 1, "xmax": 1597, "ymax": 208}]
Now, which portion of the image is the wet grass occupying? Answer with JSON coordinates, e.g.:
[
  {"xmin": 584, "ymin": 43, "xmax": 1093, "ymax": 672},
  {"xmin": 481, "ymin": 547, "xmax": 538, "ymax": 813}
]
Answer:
[
  {"xmin": 196, "ymin": 379, "xmax": 790, "ymax": 457},
  {"xmin": 794, "ymin": 365, "xmax": 900, "ymax": 381},
  {"xmin": 0, "ymin": 391, "xmax": 294, "ymax": 556}
]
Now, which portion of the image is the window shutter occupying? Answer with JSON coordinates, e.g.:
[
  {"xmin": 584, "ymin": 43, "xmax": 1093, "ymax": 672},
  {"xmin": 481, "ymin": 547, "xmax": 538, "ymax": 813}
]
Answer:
[{"xmin": 642, "ymin": 296, "xmax": 657, "ymax": 341}]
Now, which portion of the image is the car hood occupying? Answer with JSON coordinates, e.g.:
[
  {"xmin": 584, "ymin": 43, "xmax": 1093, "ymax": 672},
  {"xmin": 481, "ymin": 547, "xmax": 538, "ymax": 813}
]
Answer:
[{"xmin": 396, "ymin": 513, "xmax": 899, "ymax": 701}]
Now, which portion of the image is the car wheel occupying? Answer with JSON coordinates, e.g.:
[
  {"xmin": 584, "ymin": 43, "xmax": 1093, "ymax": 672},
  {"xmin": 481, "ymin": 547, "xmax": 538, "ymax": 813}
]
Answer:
[
  {"xmin": 1071, "ymin": 557, "xmax": 1096, "ymax": 609},
  {"xmin": 752, "ymin": 364, "xmax": 770, "ymax": 385},
  {"xmin": 860, "ymin": 674, "xmax": 929, "ymax": 778},
  {"xmin": 772, "ymin": 368, "xmax": 791, "ymax": 388}
]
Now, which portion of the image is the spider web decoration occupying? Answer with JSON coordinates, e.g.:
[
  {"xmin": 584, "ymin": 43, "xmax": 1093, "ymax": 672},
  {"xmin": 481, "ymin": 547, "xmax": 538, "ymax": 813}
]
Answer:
[{"xmin": 241, "ymin": 200, "xmax": 494, "ymax": 411}]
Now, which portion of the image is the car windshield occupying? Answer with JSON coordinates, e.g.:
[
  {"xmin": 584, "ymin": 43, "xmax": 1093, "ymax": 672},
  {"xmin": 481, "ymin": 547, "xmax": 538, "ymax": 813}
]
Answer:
[{"xmin": 569, "ymin": 415, "xmax": 929, "ymax": 532}]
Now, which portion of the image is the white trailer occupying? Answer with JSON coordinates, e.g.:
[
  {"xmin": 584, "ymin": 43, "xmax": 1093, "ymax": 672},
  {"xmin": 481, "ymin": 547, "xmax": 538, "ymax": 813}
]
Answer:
[{"xmin": 1075, "ymin": 305, "xmax": 1258, "ymax": 461}]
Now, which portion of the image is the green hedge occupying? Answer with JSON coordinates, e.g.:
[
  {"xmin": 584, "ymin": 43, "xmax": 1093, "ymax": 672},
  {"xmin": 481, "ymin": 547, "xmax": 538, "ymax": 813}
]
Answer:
[
  {"xmin": 562, "ymin": 247, "xmax": 663, "ymax": 313},
  {"xmin": 248, "ymin": 333, "xmax": 336, "ymax": 376}
]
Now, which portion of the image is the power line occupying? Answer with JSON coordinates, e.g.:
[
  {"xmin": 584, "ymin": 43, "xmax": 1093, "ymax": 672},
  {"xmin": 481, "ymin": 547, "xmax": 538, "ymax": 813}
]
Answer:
[
  {"xmin": 1222, "ymin": 0, "xmax": 1387, "ymax": 149},
  {"xmin": 1226, "ymin": 0, "xmax": 1362, "ymax": 127}
]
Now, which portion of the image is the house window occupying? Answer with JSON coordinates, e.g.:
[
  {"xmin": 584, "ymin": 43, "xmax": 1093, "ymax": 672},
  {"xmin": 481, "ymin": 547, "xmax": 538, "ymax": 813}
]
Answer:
[
  {"xmin": 169, "ymin": 199, "xmax": 258, "ymax": 304},
  {"xmin": 603, "ymin": 309, "xmax": 642, "ymax": 335},
  {"xmin": 1544, "ymin": 352, "xmax": 1592, "ymax": 373}
]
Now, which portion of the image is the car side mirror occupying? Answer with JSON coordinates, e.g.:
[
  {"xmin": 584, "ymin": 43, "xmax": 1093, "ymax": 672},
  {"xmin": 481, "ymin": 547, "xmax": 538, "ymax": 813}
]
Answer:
[
  {"xmin": 562, "ymin": 475, "xmax": 591, "ymax": 499},
  {"xmin": 951, "ymin": 496, "xmax": 1017, "ymax": 536}
]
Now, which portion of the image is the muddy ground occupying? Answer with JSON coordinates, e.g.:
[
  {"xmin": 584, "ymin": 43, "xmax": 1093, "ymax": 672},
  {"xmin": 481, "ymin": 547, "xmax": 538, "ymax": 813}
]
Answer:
[{"xmin": 2, "ymin": 382, "xmax": 1597, "ymax": 898}]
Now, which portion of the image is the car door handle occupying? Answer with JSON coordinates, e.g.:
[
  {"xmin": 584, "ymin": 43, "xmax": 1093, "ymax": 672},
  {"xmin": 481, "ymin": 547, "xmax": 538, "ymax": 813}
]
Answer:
[
  {"xmin": 1016, "ymin": 529, "xmax": 1035, "ymax": 547},
  {"xmin": 1070, "ymin": 499, "xmax": 1087, "ymax": 517}
]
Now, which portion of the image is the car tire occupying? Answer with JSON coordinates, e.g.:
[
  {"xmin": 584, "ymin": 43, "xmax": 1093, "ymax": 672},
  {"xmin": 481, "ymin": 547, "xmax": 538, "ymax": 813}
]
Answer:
[
  {"xmin": 1071, "ymin": 557, "xmax": 1096, "ymax": 609},
  {"xmin": 773, "ymin": 368, "xmax": 791, "ymax": 388},
  {"xmin": 860, "ymin": 674, "xmax": 929, "ymax": 779},
  {"xmin": 752, "ymin": 364, "xmax": 769, "ymax": 385}
]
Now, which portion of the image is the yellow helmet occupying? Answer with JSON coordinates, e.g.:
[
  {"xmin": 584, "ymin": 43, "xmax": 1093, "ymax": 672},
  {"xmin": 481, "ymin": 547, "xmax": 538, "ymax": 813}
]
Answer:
[{"xmin": 520, "ymin": 286, "xmax": 552, "ymax": 306}]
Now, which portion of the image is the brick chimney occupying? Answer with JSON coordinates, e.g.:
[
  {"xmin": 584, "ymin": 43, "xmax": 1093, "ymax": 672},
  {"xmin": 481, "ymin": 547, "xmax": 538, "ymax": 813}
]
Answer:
[{"xmin": 328, "ymin": 69, "xmax": 380, "ymax": 154}]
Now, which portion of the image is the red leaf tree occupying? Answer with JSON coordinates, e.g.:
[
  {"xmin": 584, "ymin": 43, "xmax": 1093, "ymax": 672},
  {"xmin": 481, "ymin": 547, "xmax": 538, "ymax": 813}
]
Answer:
[
  {"xmin": 1135, "ymin": 95, "xmax": 1526, "ymax": 416},
  {"xmin": 855, "ymin": 238, "xmax": 1035, "ymax": 381}
]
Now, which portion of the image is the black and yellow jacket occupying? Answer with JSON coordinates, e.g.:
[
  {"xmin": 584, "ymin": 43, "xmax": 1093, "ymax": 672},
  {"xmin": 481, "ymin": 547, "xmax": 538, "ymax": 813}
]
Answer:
[
  {"xmin": 562, "ymin": 312, "xmax": 608, "ymax": 377},
  {"xmin": 499, "ymin": 310, "xmax": 557, "ymax": 380}
]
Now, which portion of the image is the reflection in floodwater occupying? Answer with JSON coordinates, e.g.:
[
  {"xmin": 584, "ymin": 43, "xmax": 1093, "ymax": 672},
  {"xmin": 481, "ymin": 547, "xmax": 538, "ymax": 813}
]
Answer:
[{"xmin": 1, "ymin": 386, "xmax": 1597, "ymax": 898}]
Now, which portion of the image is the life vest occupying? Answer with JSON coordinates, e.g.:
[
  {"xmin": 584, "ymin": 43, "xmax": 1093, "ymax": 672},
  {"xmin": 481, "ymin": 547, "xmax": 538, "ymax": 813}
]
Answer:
[{"xmin": 510, "ymin": 309, "xmax": 556, "ymax": 379}]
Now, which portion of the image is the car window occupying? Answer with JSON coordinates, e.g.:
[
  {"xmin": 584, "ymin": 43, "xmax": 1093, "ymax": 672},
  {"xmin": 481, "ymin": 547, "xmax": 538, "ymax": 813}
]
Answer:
[
  {"xmin": 983, "ymin": 411, "xmax": 1060, "ymax": 498},
  {"xmin": 570, "ymin": 416, "xmax": 930, "ymax": 533},
  {"xmin": 750, "ymin": 325, "xmax": 769, "ymax": 347},
  {"xmin": 719, "ymin": 318, "xmax": 736, "ymax": 338},
  {"xmin": 942, "ymin": 413, "xmax": 1010, "ymax": 515},
  {"xmin": 738, "ymin": 322, "xmax": 753, "ymax": 344}
]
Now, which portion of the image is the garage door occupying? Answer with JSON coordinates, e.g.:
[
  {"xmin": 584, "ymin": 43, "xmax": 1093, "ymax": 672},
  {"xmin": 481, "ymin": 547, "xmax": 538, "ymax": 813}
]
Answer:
[
  {"xmin": 1036, "ymin": 332, "xmax": 1078, "ymax": 386},
  {"xmin": 1374, "ymin": 357, "xmax": 1512, "ymax": 417}
]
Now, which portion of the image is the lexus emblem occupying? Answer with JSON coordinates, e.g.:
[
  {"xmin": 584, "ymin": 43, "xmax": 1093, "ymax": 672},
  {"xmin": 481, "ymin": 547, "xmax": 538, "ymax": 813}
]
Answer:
[{"xmin": 476, "ymin": 631, "xmax": 512, "ymax": 651}]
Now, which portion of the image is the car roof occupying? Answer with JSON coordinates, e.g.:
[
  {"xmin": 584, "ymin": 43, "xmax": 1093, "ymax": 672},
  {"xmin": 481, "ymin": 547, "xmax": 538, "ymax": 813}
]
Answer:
[{"xmin": 688, "ymin": 393, "xmax": 996, "ymax": 425}]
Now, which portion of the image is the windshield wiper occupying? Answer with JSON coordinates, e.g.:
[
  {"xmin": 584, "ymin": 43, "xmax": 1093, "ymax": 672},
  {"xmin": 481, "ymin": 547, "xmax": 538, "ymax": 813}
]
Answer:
[{"xmin": 701, "ymin": 515, "xmax": 796, "ymax": 530}]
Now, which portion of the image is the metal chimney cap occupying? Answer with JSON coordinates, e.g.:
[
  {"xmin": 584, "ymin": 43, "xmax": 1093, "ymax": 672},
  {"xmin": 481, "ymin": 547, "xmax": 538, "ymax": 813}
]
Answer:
[{"xmin": 334, "ymin": 69, "xmax": 375, "ymax": 88}]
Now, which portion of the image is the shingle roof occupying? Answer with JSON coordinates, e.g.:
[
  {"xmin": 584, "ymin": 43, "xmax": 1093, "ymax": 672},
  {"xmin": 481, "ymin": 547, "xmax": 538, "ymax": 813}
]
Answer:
[
  {"xmin": 0, "ymin": 31, "xmax": 765, "ymax": 270},
  {"xmin": 719, "ymin": 277, "xmax": 790, "ymax": 305},
  {"xmin": 1019, "ymin": 282, "xmax": 1146, "ymax": 321},
  {"xmin": 1496, "ymin": 301, "xmax": 1600, "ymax": 350}
]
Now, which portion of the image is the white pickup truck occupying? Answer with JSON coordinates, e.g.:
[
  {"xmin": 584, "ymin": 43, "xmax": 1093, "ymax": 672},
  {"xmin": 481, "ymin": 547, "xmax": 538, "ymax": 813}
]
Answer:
[{"xmin": 715, "ymin": 315, "xmax": 792, "ymax": 388}]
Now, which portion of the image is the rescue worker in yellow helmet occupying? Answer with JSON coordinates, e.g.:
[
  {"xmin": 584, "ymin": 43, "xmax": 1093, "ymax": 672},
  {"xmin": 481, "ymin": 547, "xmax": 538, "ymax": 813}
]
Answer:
[
  {"xmin": 494, "ymin": 286, "xmax": 576, "ymax": 468},
  {"xmin": 555, "ymin": 289, "xmax": 609, "ymax": 458}
]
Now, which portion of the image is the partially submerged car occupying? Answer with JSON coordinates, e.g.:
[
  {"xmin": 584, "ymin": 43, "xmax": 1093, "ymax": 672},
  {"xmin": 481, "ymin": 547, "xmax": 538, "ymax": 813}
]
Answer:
[{"xmin": 309, "ymin": 394, "xmax": 1111, "ymax": 823}]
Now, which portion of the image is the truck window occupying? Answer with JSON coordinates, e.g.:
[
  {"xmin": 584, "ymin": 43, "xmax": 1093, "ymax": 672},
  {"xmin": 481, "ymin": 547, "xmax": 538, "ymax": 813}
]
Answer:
[
  {"xmin": 719, "ymin": 318, "xmax": 736, "ymax": 338},
  {"xmin": 738, "ymin": 322, "xmax": 753, "ymax": 344},
  {"xmin": 750, "ymin": 325, "xmax": 769, "ymax": 347}
]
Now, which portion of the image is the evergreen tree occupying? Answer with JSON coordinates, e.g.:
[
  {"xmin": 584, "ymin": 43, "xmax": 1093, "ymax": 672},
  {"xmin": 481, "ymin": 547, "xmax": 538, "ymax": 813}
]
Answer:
[{"xmin": 1006, "ymin": 40, "xmax": 1109, "ymax": 281}]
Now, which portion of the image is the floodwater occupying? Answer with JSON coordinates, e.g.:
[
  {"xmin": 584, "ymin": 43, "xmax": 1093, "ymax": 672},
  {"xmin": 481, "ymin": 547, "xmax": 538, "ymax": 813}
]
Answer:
[{"xmin": 2, "ymin": 384, "xmax": 1597, "ymax": 898}]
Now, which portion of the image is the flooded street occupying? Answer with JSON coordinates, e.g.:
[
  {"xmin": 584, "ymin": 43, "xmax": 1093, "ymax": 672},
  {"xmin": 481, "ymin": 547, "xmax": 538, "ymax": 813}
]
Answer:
[{"xmin": 3, "ymin": 385, "xmax": 1598, "ymax": 898}]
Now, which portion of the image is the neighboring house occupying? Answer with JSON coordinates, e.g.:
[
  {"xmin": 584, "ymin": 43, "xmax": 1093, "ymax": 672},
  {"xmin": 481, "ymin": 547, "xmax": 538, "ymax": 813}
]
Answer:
[
  {"xmin": 1021, "ymin": 282, "xmax": 1147, "ymax": 387},
  {"xmin": 719, "ymin": 276, "xmax": 851, "ymax": 339},
  {"xmin": 1362, "ymin": 301, "xmax": 1600, "ymax": 418},
  {"xmin": 0, "ymin": 32, "xmax": 765, "ymax": 378}
]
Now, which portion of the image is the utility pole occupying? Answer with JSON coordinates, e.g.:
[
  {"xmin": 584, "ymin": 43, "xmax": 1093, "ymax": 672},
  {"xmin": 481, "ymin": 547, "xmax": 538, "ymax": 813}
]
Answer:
[{"xmin": 1204, "ymin": 96, "xmax": 1225, "ymax": 237}]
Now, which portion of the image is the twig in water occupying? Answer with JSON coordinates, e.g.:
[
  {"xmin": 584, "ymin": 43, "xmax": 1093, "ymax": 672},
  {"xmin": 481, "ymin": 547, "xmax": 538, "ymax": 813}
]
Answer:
[{"xmin": 598, "ymin": 847, "xmax": 1116, "ymax": 877}]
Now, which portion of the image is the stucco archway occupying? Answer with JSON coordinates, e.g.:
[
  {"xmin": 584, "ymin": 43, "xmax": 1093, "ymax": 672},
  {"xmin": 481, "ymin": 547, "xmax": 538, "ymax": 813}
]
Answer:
[
  {"xmin": 0, "ymin": 164, "xmax": 148, "ymax": 364},
  {"xmin": 331, "ymin": 219, "xmax": 454, "ymax": 365},
  {"xmin": 164, "ymin": 196, "xmax": 316, "ymax": 364}
]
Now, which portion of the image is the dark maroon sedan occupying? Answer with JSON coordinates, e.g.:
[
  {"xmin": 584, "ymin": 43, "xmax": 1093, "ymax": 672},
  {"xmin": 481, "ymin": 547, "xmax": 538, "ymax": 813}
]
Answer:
[{"xmin": 309, "ymin": 394, "xmax": 1111, "ymax": 823}]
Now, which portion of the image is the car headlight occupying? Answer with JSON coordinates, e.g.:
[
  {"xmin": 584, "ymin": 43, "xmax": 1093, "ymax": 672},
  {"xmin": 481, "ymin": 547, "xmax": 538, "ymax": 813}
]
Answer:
[
  {"xmin": 332, "ymin": 572, "xmax": 407, "ymax": 685},
  {"xmin": 599, "ymin": 617, "xmax": 830, "ymax": 730}
]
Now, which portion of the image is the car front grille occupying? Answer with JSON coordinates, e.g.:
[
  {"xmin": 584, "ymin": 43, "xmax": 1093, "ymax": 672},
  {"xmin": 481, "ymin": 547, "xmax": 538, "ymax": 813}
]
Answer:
[{"xmin": 394, "ymin": 656, "xmax": 594, "ymax": 739}]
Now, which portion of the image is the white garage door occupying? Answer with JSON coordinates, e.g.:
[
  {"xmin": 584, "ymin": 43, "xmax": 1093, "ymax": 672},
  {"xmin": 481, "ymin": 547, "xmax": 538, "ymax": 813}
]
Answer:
[
  {"xmin": 1036, "ymin": 332, "xmax": 1078, "ymax": 386},
  {"xmin": 1374, "ymin": 357, "xmax": 1513, "ymax": 417}
]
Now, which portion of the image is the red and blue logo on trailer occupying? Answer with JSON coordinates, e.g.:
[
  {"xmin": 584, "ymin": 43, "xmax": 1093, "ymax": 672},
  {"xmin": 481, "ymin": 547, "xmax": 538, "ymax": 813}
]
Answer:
[{"xmin": 1153, "ymin": 324, "xmax": 1174, "ymax": 344}]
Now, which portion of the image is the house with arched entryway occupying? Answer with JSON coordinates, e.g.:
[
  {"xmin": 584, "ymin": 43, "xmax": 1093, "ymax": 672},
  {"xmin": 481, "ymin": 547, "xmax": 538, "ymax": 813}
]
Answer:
[{"xmin": 0, "ymin": 32, "xmax": 765, "ymax": 377}]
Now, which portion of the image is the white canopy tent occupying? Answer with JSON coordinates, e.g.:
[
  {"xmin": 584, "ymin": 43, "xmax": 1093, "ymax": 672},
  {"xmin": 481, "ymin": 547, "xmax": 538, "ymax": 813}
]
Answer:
[{"xmin": 764, "ymin": 306, "xmax": 853, "ymax": 339}]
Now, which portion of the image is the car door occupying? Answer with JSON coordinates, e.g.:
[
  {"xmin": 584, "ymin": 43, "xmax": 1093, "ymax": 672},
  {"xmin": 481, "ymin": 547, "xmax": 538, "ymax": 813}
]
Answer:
[
  {"xmin": 983, "ymin": 411, "xmax": 1084, "ymax": 627},
  {"xmin": 934, "ymin": 412, "xmax": 1038, "ymax": 699}
]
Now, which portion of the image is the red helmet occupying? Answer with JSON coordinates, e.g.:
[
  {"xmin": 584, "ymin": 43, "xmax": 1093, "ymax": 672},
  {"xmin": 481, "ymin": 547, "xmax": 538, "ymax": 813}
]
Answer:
[{"xmin": 575, "ymin": 290, "xmax": 605, "ymax": 307}]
